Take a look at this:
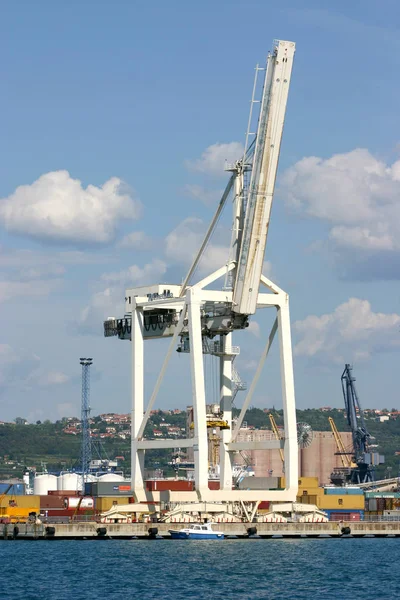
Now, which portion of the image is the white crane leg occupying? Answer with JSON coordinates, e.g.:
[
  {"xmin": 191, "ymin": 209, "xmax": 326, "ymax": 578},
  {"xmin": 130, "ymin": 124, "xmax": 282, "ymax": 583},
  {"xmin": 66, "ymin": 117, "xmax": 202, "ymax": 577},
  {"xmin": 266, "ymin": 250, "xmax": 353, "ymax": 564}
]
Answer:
[
  {"xmin": 277, "ymin": 294, "xmax": 298, "ymax": 499},
  {"xmin": 187, "ymin": 287, "xmax": 209, "ymax": 498},
  {"xmin": 131, "ymin": 304, "xmax": 145, "ymax": 501},
  {"xmin": 220, "ymin": 333, "xmax": 233, "ymax": 490}
]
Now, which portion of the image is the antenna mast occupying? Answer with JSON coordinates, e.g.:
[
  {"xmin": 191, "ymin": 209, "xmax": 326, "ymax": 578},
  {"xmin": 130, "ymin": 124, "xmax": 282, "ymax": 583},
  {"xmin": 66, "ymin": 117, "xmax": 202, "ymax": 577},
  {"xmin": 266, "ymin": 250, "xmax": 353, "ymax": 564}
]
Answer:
[{"xmin": 80, "ymin": 357, "xmax": 93, "ymax": 491}]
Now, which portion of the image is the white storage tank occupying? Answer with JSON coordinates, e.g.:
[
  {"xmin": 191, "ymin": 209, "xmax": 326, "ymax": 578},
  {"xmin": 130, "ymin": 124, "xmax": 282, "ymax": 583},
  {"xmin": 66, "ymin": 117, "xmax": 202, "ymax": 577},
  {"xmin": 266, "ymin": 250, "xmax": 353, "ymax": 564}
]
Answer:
[
  {"xmin": 97, "ymin": 473, "xmax": 125, "ymax": 482},
  {"xmin": 60, "ymin": 473, "xmax": 80, "ymax": 491},
  {"xmin": 33, "ymin": 474, "xmax": 58, "ymax": 495}
]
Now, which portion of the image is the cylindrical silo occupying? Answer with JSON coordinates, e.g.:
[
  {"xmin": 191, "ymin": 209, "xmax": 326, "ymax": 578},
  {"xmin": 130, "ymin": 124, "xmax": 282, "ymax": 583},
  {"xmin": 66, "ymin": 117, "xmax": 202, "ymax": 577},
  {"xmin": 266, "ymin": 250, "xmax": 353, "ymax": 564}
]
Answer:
[
  {"xmin": 97, "ymin": 473, "xmax": 125, "ymax": 482},
  {"xmin": 33, "ymin": 474, "xmax": 58, "ymax": 495},
  {"xmin": 61, "ymin": 472, "xmax": 80, "ymax": 491}
]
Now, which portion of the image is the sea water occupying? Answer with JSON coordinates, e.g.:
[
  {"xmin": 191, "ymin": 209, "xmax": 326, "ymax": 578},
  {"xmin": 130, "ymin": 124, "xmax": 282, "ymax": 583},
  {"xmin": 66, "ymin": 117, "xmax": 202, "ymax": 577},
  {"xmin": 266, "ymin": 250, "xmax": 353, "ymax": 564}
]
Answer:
[{"xmin": 0, "ymin": 538, "xmax": 397, "ymax": 599}]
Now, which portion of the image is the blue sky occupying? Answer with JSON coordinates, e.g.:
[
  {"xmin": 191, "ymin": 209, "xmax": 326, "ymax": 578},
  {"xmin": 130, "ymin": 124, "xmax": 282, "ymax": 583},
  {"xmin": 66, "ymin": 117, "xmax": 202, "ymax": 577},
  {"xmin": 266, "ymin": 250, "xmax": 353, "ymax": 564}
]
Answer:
[{"xmin": 1, "ymin": 0, "xmax": 400, "ymax": 421}]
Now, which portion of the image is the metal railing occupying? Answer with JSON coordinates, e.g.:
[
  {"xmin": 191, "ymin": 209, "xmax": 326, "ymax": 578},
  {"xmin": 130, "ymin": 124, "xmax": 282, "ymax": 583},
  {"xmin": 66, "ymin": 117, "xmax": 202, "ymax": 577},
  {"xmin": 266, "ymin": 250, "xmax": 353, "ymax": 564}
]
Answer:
[{"xmin": 363, "ymin": 515, "xmax": 400, "ymax": 522}]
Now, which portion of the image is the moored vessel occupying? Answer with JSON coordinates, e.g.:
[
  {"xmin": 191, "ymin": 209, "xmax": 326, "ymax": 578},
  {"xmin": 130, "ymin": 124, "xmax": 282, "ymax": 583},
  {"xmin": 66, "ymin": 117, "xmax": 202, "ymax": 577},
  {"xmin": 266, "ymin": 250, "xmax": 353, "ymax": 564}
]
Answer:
[{"xmin": 169, "ymin": 522, "xmax": 224, "ymax": 539}]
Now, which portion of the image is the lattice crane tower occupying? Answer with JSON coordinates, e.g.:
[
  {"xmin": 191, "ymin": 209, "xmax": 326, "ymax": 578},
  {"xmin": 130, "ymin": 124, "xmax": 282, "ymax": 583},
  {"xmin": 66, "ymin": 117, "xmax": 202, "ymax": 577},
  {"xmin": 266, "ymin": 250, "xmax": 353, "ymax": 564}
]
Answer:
[
  {"xmin": 80, "ymin": 357, "xmax": 93, "ymax": 491},
  {"xmin": 104, "ymin": 40, "xmax": 297, "ymax": 507}
]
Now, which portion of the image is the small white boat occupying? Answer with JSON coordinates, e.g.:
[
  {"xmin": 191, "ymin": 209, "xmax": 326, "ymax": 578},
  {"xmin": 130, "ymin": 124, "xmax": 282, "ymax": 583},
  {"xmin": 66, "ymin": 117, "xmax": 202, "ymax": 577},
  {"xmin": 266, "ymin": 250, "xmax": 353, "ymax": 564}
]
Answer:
[{"xmin": 169, "ymin": 522, "xmax": 224, "ymax": 540}]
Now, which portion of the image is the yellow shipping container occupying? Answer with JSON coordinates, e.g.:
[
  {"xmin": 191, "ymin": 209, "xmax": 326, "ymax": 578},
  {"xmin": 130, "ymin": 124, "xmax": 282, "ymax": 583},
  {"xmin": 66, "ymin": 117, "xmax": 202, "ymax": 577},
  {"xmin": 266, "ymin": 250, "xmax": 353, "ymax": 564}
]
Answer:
[
  {"xmin": 298, "ymin": 488, "xmax": 322, "ymax": 499},
  {"xmin": 317, "ymin": 494, "xmax": 365, "ymax": 510},
  {"xmin": 297, "ymin": 495, "xmax": 318, "ymax": 505},
  {"xmin": 0, "ymin": 495, "xmax": 40, "ymax": 510},
  {"xmin": 279, "ymin": 477, "xmax": 321, "ymax": 497},
  {"xmin": 95, "ymin": 497, "xmax": 130, "ymax": 512},
  {"xmin": 298, "ymin": 477, "xmax": 319, "ymax": 488}
]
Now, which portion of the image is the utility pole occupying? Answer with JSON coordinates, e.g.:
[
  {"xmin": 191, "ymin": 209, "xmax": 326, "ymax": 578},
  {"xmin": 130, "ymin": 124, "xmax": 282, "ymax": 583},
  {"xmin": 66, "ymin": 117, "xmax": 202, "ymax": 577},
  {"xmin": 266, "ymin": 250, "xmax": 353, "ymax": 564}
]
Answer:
[{"xmin": 80, "ymin": 357, "xmax": 93, "ymax": 492}]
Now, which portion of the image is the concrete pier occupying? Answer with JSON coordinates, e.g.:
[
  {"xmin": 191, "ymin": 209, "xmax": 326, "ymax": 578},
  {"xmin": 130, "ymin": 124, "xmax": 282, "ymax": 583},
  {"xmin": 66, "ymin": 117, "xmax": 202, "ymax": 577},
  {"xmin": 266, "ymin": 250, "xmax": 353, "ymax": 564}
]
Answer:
[{"xmin": 2, "ymin": 521, "xmax": 400, "ymax": 540}]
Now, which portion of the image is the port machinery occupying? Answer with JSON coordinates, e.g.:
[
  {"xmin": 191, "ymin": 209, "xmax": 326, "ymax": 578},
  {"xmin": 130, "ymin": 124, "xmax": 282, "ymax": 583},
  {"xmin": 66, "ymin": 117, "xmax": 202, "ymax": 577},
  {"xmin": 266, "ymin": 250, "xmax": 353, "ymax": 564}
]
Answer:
[
  {"xmin": 330, "ymin": 364, "xmax": 384, "ymax": 486},
  {"xmin": 104, "ymin": 40, "xmax": 298, "ymax": 509}
]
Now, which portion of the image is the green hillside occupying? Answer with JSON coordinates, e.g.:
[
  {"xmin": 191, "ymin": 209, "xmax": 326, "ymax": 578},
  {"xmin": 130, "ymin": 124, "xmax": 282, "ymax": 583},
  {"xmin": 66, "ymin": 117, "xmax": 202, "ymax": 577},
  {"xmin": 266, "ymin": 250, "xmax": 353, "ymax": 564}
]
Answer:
[{"xmin": 0, "ymin": 408, "xmax": 398, "ymax": 480}]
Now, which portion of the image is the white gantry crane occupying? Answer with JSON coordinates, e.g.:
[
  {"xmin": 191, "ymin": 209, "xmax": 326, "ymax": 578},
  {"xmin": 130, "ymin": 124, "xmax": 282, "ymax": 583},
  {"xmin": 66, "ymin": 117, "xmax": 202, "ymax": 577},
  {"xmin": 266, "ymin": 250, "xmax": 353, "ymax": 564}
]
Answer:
[{"xmin": 104, "ymin": 40, "xmax": 297, "ymax": 508}]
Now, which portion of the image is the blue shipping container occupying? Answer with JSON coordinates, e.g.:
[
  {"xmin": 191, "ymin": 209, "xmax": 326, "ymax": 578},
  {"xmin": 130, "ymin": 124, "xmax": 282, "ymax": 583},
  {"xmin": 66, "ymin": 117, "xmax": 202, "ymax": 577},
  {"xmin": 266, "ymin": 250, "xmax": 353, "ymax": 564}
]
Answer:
[
  {"xmin": 324, "ymin": 487, "xmax": 363, "ymax": 495},
  {"xmin": 347, "ymin": 488, "xmax": 363, "ymax": 495},
  {"xmin": 324, "ymin": 488, "xmax": 345, "ymax": 495},
  {"xmin": 0, "ymin": 483, "xmax": 25, "ymax": 495}
]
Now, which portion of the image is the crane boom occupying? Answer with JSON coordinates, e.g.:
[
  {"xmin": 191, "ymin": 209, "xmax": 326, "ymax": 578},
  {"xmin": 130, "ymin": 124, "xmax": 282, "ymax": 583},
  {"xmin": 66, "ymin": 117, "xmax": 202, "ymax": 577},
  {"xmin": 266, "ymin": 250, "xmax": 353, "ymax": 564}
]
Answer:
[
  {"xmin": 328, "ymin": 417, "xmax": 351, "ymax": 468},
  {"xmin": 233, "ymin": 40, "xmax": 295, "ymax": 315},
  {"xmin": 341, "ymin": 364, "xmax": 370, "ymax": 463},
  {"xmin": 340, "ymin": 364, "xmax": 383, "ymax": 484},
  {"xmin": 269, "ymin": 414, "xmax": 284, "ymax": 463}
]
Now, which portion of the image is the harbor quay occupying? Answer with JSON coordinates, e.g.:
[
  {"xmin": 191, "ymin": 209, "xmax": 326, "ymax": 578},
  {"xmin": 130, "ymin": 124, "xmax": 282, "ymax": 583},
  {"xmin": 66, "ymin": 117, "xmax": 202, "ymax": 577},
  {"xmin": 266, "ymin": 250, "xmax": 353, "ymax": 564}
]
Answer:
[{"xmin": 2, "ymin": 520, "xmax": 400, "ymax": 540}]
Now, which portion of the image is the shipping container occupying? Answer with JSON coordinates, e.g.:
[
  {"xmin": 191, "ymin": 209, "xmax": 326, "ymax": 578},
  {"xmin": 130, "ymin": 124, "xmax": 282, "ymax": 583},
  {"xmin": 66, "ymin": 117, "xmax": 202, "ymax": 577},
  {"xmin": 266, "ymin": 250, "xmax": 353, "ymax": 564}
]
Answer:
[
  {"xmin": 1, "ymin": 495, "xmax": 40, "ymax": 509},
  {"xmin": 297, "ymin": 495, "xmax": 318, "ymax": 505},
  {"xmin": 366, "ymin": 492, "xmax": 400, "ymax": 498},
  {"xmin": 349, "ymin": 512, "xmax": 361, "ymax": 521},
  {"xmin": 84, "ymin": 483, "xmax": 94, "ymax": 496},
  {"xmin": 40, "ymin": 496, "xmax": 65, "ymax": 509},
  {"xmin": 318, "ymin": 494, "xmax": 365, "ymax": 510},
  {"xmin": 377, "ymin": 499, "xmax": 386, "ymax": 511},
  {"xmin": 145, "ymin": 480, "xmax": 194, "ymax": 492},
  {"xmin": 90, "ymin": 482, "xmax": 133, "ymax": 496},
  {"xmin": 329, "ymin": 512, "xmax": 351, "ymax": 521},
  {"xmin": 48, "ymin": 490, "xmax": 78, "ymax": 497},
  {"xmin": 298, "ymin": 477, "xmax": 319, "ymax": 487},
  {"xmin": 327, "ymin": 510, "xmax": 363, "ymax": 521},
  {"xmin": 366, "ymin": 499, "xmax": 378, "ymax": 512},
  {"xmin": 0, "ymin": 483, "xmax": 25, "ymax": 495},
  {"xmin": 94, "ymin": 496, "xmax": 130, "ymax": 512},
  {"xmin": 324, "ymin": 487, "xmax": 363, "ymax": 495}
]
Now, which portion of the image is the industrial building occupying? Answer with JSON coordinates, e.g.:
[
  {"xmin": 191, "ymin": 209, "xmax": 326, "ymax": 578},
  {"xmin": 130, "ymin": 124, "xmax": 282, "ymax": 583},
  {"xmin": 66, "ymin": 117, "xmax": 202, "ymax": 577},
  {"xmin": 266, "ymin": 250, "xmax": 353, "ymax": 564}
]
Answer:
[{"xmin": 234, "ymin": 430, "xmax": 353, "ymax": 485}]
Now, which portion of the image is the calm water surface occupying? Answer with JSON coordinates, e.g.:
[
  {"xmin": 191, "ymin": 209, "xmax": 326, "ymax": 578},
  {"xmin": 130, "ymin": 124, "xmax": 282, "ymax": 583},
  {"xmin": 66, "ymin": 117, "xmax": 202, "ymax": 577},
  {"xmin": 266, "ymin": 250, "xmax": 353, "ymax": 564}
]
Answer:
[{"xmin": 0, "ymin": 538, "xmax": 397, "ymax": 600}]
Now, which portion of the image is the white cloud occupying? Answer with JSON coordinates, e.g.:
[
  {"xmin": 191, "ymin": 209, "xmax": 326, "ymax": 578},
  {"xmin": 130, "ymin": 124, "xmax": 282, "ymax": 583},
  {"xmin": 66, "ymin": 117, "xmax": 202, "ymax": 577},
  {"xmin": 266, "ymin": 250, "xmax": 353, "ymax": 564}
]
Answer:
[
  {"xmin": 185, "ymin": 142, "xmax": 244, "ymax": 176},
  {"xmin": 294, "ymin": 298, "xmax": 400, "ymax": 364},
  {"xmin": 165, "ymin": 217, "xmax": 229, "ymax": 275},
  {"xmin": 18, "ymin": 265, "xmax": 66, "ymax": 281},
  {"xmin": 78, "ymin": 286, "xmax": 124, "ymax": 335},
  {"xmin": 78, "ymin": 259, "xmax": 167, "ymax": 335},
  {"xmin": 0, "ymin": 248, "xmax": 114, "ymax": 268},
  {"xmin": 0, "ymin": 246, "xmax": 117, "ymax": 303},
  {"xmin": 184, "ymin": 184, "xmax": 223, "ymax": 206},
  {"xmin": 56, "ymin": 403, "xmax": 75, "ymax": 418},
  {"xmin": 0, "ymin": 170, "xmax": 140, "ymax": 244},
  {"xmin": 0, "ymin": 345, "xmax": 69, "ymax": 392},
  {"xmin": 117, "ymin": 231, "xmax": 152, "ymax": 249},
  {"xmin": 262, "ymin": 261, "xmax": 273, "ymax": 278},
  {"xmin": 280, "ymin": 149, "xmax": 400, "ymax": 276},
  {"xmin": 39, "ymin": 371, "xmax": 69, "ymax": 386},
  {"xmin": 248, "ymin": 321, "xmax": 260, "ymax": 338},
  {"xmin": 0, "ymin": 279, "xmax": 62, "ymax": 303},
  {"xmin": 101, "ymin": 259, "xmax": 167, "ymax": 286},
  {"xmin": 241, "ymin": 359, "xmax": 258, "ymax": 372},
  {"xmin": 0, "ymin": 344, "xmax": 40, "ymax": 389}
]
